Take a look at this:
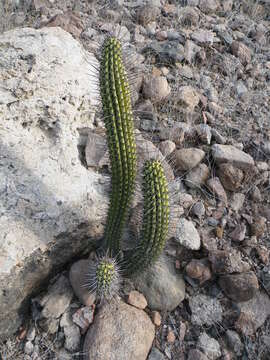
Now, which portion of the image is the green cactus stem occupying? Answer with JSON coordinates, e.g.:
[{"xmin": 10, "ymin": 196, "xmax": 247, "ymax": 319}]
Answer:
[
  {"xmin": 100, "ymin": 36, "xmax": 137, "ymax": 256},
  {"xmin": 125, "ymin": 159, "xmax": 169, "ymax": 275}
]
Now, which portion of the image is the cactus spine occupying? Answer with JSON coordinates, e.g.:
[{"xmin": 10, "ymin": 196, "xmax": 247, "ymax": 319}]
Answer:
[
  {"xmin": 125, "ymin": 159, "xmax": 169, "ymax": 275},
  {"xmin": 100, "ymin": 36, "xmax": 137, "ymax": 256}
]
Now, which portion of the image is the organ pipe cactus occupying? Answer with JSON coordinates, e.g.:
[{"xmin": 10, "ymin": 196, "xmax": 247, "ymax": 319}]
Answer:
[
  {"xmin": 125, "ymin": 159, "xmax": 169, "ymax": 275},
  {"xmin": 99, "ymin": 36, "xmax": 137, "ymax": 256}
]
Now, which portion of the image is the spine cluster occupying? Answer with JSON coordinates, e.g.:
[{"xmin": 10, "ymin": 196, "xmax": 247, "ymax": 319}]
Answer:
[{"xmin": 99, "ymin": 37, "xmax": 137, "ymax": 256}]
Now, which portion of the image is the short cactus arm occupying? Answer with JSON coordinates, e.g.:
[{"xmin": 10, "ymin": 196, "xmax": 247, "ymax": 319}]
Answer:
[
  {"xmin": 100, "ymin": 37, "xmax": 137, "ymax": 255},
  {"xmin": 125, "ymin": 159, "xmax": 169, "ymax": 275}
]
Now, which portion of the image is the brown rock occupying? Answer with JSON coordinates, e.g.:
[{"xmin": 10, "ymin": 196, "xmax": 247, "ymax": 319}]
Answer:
[
  {"xmin": 83, "ymin": 299, "xmax": 154, "ymax": 360},
  {"xmin": 237, "ymin": 291, "xmax": 270, "ymax": 335},
  {"xmin": 127, "ymin": 290, "xmax": 147, "ymax": 310},
  {"xmin": 185, "ymin": 163, "xmax": 210, "ymax": 189},
  {"xmin": 177, "ymin": 85, "xmax": 200, "ymax": 110},
  {"xmin": 46, "ymin": 11, "xmax": 84, "ymax": 38},
  {"xmin": 151, "ymin": 311, "xmax": 161, "ymax": 326},
  {"xmin": 167, "ymin": 330, "xmax": 176, "ymax": 343},
  {"xmin": 69, "ymin": 260, "xmax": 96, "ymax": 307},
  {"xmin": 185, "ymin": 259, "xmax": 211, "ymax": 284},
  {"xmin": 137, "ymin": 5, "xmax": 160, "ymax": 26},
  {"xmin": 207, "ymin": 177, "xmax": 228, "ymax": 206},
  {"xmin": 251, "ymin": 216, "xmax": 267, "ymax": 238},
  {"xmin": 231, "ymin": 41, "xmax": 252, "ymax": 66},
  {"xmin": 229, "ymin": 223, "xmax": 246, "ymax": 242},
  {"xmin": 199, "ymin": 0, "xmax": 220, "ymax": 13},
  {"xmin": 218, "ymin": 163, "xmax": 244, "ymax": 191},
  {"xmin": 188, "ymin": 349, "xmax": 209, "ymax": 360},
  {"xmin": 175, "ymin": 148, "xmax": 205, "ymax": 171},
  {"xmin": 219, "ymin": 272, "xmax": 259, "ymax": 302},
  {"xmin": 143, "ymin": 76, "xmax": 171, "ymax": 103},
  {"xmin": 209, "ymin": 249, "xmax": 250, "ymax": 274}
]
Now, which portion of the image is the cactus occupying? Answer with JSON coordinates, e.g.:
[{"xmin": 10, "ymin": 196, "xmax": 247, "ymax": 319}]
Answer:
[
  {"xmin": 85, "ymin": 255, "xmax": 120, "ymax": 302},
  {"xmin": 99, "ymin": 36, "xmax": 137, "ymax": 256},
  {"xmin": 125, "ymin": 159, "xmax": 169, "ymax": 275}
]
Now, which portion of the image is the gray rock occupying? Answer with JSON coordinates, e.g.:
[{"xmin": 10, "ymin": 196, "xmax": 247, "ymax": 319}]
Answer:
[
  {"xmin": 85, "ymin": 132, "xmax": 109, "ymax": 169},
  {"xmin": 83, "ymin": 298, "xmax": 155, "ymax": 360},
  {"xmin": 188, "ymin": 349, "xmax": 208, "ymax": 360},
  {"xmin": 190, "ymin": 294, "xmax": 223, "ymax": 326},
  {"xmin": 63, "ymin": 323, "xmax": 81, "ymax": 352},
  {"xmin": 41, "ymin": 275, "xmax": 73, "ymax": 320},
  {"xmin": 184, "ymin": 40, "xmax": 201, "ymax": 63},
  {"xmin": 134, "ymin": 256, "xmax": 185, "ymax": 311},
  {"xmin": 191, "ymin": 29, "xmax": 215, "ymax": 44},
  {"xmin": 212, "ymin": 144, "xmax": 254, "ymax": 170},
  {"xmin": 69, "ymin": 259, "xmax": 96, "ymax": 307},
  {"xmin": 192, "ymin": 201, "xmax": 205, "ymax": 218},
  {"xmin": 177, "ymin": 86, "xmax": 200, "ymax": 110},
  {"xmin": 197, "ymin": 332, "xmax": 221, "ymax": 360},
  {"xmin": 143, "ymin": 41, "xmax": 185, "ymax": 65},
  {"xmin": 175, "ymin": 148, "xmax": 205, "ymax": 171},
  {"xmin": 185, "ymin": 163, "xmax": 210, "ymax": 189},
  {"xmin": 230, "ymin": 193, "xmax": 245, "ymax": 212},
  {"xmin": 199, "ymin": 0, "xmax": 220, "ymax": 13},
  {"xmin": 0, "ymin": 27, "xmax": 107, "ymax": 339},
  {"xmin": 238, "ymin": 291, "xmax": 270, "ymax": 332},
  {"xmin": 196, "ymin": 124, "xmax": 212, "ymax": 144},
  {"xmin": 148, "ymin": 347, "xmax": 165, "ymax": 360},
  {"xmin": 175, "ymin": 218, "xmax": 201, "ymax": 250},
  {"xmin": 226, "ymin": 330, "xmax": 244, "ymax": 356},
  {"xmin": 24, "ymin": 341, "xmax": 34, "ymax": 355}
]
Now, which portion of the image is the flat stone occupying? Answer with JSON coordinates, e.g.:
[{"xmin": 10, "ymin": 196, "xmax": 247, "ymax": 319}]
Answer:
[
  {"xmin": 175, "ymin": 148, "xmax": 205, "ymax": 171},
  {"xmin": 127, "ymin": 290, "xmax": 147, "ymax": 309},
  {"xmin": 219, "ymin": 272, "xmax": 259, "ymax": 302},
  {"xmin": 212, "ymin": 144, "xmax": 254, "ymax": 170},
  {"xmin": 0, "ymin": 27, "xmax": 107, "ymax": 339},
  {"xmin": 175, "ymin": 218, "xmax": 201, "ymax": 250},
  {"xmin": 189, "ymin": 294, "xmax": 222, "ymax": 326},
  {"xmin": 134, "ymin": 256, "xmax": 185, "ymax": 311},
  {"xmin": 83, "ymin": 299, "xmax": 155, "ymax": 360}
]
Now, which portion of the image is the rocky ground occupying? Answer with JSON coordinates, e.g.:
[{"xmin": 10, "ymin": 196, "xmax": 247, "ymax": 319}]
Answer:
[{"xmin": 0, "ymin": 0, "xmax": 270, "ymax": 359}]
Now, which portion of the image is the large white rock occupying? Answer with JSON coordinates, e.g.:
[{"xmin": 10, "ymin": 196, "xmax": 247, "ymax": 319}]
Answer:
[{"xmin": 0, "ymin": 27, "xmax": 108, "ymax": 339}]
